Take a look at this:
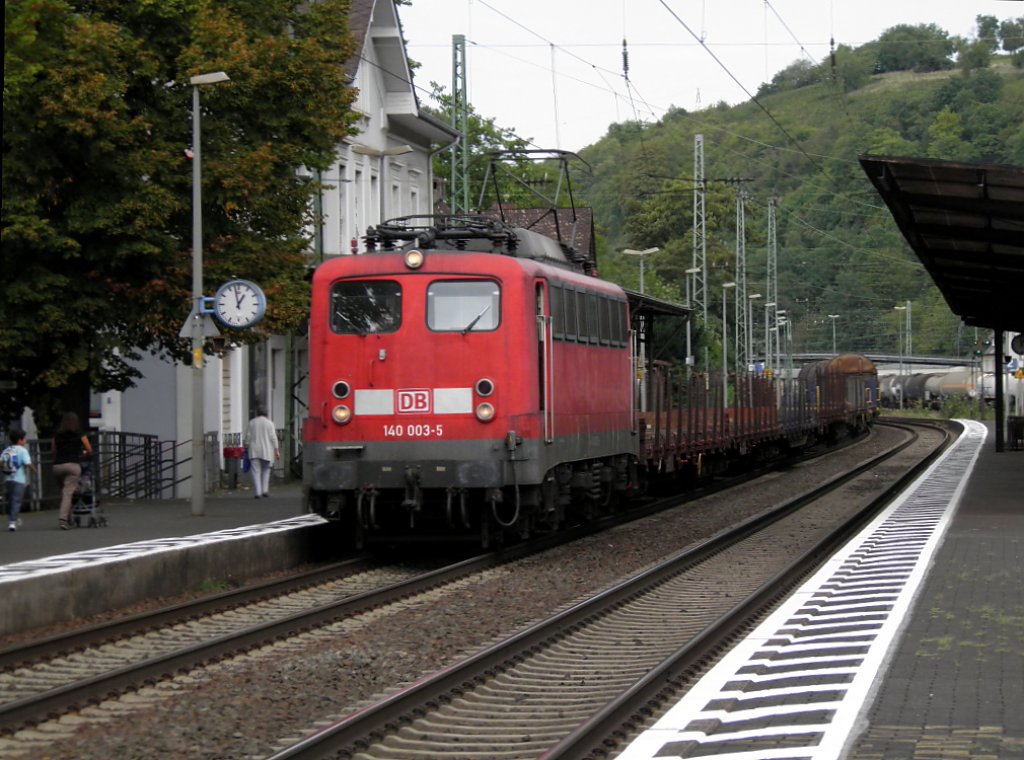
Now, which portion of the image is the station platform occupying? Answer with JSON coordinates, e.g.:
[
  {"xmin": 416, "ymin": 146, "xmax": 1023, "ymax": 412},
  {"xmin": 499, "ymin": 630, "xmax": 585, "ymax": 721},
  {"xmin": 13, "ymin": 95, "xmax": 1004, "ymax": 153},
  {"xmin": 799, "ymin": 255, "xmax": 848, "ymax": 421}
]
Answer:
[
  {"xmin": 0, "ymin": 481, "xmax": 333, "ymax": 636},
  {"xmin": 850, "ymin": 420, "xmax": 1024, "ymax": 758},
  {"xmin": 621, "ymin": 418, "xmax": 1024, "ymax": 759},
  {"xmin": 0, "ymin": 481, "xmax": 307, "ymax": 568},
  {"xmin": 2, "ymin": 421, "xmax": 1022, "ymax": 757}
]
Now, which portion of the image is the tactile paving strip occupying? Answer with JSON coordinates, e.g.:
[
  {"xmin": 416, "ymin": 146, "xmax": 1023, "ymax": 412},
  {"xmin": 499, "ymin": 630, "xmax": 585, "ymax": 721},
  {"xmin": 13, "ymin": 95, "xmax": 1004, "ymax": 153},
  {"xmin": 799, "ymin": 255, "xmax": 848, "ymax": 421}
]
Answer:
[
  {"xmin": 0, "ymin": 515, "xmax": 325, "ymax": 583},
  {"xmin": 619, "ymin": 419, "xmax": 987, "ymax": 760}
]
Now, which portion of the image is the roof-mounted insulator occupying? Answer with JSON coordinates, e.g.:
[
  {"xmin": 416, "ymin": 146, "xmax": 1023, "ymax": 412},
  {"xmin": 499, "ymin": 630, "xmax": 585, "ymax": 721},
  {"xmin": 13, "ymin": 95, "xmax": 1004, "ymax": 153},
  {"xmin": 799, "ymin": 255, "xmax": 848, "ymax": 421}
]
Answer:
[{"xmin": 364, "ymin": 227, "xmax": 378, "ymax": 252}]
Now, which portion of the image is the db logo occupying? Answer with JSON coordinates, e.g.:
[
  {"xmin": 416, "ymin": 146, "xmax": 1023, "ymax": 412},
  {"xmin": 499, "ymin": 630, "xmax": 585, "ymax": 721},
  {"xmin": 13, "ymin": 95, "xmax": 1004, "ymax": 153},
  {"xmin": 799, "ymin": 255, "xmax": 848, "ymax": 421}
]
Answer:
[{"xmin": 397, "ymin": 389, "xmax": 431, "ymax": 414}]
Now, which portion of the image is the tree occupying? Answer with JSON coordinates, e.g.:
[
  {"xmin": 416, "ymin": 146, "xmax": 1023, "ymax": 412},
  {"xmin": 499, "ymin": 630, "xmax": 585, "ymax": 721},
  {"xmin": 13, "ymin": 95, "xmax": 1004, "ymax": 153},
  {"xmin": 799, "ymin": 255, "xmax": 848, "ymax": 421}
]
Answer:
[
  {"xmin": 875, "ymin": 24, "xmax": 955, "ymax": 73},
  {"xmin": 975, "ymin": 15, "xmax": 1001, "ymax": 53},
  {"xmin": 998, "ymin": 17, "xmax": 1024, "ymax": 53},
  {"xmin": 957, "ymin": 39, "xmax": 992, "ymax": 73},
  {"xmin": 927, "ymin": 107, "xmax": 975, "ymax": 161},
  {"xmin": 757, "ymin": 59, "xmax": 819, "ymax": 97},
  {"xmin": 424, "ymin": 82, "xmax": 551, "ymax": 212},
  {"xmin": 832, "ymin": 44, "xmax": 875, "ymax": 92},
  {"xmin": 2, "ymin": 0, "xmax": 358, "ymax": 429}
]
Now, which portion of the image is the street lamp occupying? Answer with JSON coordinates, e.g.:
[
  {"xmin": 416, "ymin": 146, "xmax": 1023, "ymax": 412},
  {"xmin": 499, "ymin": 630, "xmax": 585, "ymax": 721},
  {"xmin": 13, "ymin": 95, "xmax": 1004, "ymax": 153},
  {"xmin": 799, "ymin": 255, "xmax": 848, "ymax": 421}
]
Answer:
[
  {"xmin": 763, "ymin": 302, "xmax": 776, "ymax": 374},
  {"xmin": 722, "ymin": 282, "xmax": 736, "ymax": 403},
  {"xmin": 905, "ymin": 299, "xmax": 913, "ymax": 374},
  {"xmin": 828, "ymin": 314, "xmax": 840, "ymax": 355},
  {"xmin": 776, "ymin": 310, "xmax": 787, "ymax": 373},
  {"xmin": 622, "ymin": 247, "xmax": 659, "ymax": 294},
  {"xmin": 895, "ymin": 305, "xmax": 907, "ymax": 409},
  {"xmin": 190, "ymin": 70, "xmax": 230, "ymax": 517},
  {"xmin": 747, "ymin": 293, "xmax": 761, "ymax": 370},
  {"xmin": 685, "ymin": 267, "xmax": 701, "ymax": 372}
]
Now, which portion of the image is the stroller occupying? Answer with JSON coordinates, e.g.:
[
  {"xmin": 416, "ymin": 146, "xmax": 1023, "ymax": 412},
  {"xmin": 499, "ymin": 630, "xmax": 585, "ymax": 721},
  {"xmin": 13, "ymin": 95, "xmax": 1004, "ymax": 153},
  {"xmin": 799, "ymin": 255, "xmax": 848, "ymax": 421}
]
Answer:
[{"xmin": 72, "ymin": 462, "xmax": 107, "ymax": 528}]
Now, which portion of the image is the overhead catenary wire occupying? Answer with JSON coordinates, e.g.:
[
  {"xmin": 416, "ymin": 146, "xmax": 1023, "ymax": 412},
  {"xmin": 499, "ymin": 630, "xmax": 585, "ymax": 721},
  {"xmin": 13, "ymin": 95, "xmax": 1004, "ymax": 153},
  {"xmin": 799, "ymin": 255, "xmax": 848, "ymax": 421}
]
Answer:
[{"xmin": 656, "ymin": 0, "xmax": 827, "ymax": 178}]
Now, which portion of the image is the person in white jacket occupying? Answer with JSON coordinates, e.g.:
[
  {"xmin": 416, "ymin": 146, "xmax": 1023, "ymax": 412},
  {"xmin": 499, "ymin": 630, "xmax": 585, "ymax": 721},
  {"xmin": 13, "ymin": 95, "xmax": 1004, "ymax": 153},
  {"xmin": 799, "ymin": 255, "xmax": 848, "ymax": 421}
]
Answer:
[{"xmin": 244, "ymin": 408, "xmax": 280, "ymax": 498}]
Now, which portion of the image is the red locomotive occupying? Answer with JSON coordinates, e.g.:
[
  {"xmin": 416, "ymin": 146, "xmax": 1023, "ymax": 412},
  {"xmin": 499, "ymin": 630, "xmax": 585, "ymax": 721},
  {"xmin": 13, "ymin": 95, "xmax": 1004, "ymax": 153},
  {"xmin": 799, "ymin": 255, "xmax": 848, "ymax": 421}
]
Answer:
[{"xmin": 302, "ymin": 216, "xmax": 878, "ymax": 546}]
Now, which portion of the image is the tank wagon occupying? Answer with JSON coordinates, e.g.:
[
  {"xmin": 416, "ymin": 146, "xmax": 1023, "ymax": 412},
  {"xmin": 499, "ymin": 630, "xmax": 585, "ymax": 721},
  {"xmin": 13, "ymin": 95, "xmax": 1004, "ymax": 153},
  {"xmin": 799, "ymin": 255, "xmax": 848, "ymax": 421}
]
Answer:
[{"xmin": 879, "ymin": 367, "xmax": 981, "ymax": 408}]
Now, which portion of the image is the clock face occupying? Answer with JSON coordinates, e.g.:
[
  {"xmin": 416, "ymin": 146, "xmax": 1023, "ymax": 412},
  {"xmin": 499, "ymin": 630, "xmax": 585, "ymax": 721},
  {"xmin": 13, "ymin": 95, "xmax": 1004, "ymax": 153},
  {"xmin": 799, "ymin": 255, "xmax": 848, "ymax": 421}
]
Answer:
[{"xmin": 214, "ymin": 280, "xmax": 266, "ymax": 328}]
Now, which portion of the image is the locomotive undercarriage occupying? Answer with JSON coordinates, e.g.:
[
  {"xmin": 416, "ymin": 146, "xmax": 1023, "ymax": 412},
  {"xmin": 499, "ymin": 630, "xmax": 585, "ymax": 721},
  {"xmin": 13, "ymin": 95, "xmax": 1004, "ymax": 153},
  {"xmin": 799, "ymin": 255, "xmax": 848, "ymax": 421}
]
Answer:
[
  {"xmin": 305, "ymin": 453, "xmax": 635, "ymax": 549},
  {"xmin": 304, "ymin": 418, "xmax": 870, "ymax": 548}
]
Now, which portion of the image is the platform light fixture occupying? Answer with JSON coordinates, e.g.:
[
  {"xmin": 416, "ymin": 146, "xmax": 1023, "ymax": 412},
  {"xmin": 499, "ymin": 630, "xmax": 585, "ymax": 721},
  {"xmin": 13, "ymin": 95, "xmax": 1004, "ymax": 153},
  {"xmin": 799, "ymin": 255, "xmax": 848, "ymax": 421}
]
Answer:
[
  {"xmin": 828, "ymin": 314, "xmax": 840, "ymax": 355},
  {"xmin": 622, "ymin": 247, "xmax": 659, "ymax": 294},
  {"xmin": 189, "ymin": 70, "xmax": 230, "ymax": 518},
  {"xmin": 722, "ymin": 282, "xmax": 736, "ymax": 402}
]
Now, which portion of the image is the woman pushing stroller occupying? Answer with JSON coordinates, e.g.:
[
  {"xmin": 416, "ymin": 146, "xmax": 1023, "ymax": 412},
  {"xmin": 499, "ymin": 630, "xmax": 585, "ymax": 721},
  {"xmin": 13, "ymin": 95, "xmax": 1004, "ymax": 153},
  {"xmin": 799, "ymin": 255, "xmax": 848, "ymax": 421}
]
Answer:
[{"xmin": 52, "ymin": 412, "xmax": 93, "ymax": 530}]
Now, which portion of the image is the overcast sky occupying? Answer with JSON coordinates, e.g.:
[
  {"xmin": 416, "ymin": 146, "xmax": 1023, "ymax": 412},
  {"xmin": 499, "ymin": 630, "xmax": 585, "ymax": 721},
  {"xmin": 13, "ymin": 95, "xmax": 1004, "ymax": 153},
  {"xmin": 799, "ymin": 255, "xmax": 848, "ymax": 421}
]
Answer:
[{"xmin": 397, "ymin": 0, "xmax": 1021, "ymax": 152}]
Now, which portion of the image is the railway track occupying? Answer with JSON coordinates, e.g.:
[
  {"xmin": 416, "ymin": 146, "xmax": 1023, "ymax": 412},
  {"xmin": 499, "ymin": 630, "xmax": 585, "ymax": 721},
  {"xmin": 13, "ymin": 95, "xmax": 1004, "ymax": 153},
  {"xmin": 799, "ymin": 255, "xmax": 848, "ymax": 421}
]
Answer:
[
  {"xmin": 263, "ymin": 420, "xmax": 951, "ymax": 759},
  {"xmin": 0, "ymin": 555, "xmax": 485, "ymax": 732},
  {"xmin": 0, "ymin": 421, "xmax": 944, "ymax": 756},
  {"xmin": 0, "ymin": 471, "xmax": 754, "ymax": 735}
]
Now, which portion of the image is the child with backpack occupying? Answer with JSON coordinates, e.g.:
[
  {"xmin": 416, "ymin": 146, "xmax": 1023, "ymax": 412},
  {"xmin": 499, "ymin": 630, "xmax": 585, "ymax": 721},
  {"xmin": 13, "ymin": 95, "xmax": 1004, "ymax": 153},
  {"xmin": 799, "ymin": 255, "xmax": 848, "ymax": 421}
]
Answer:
[{"xmin": 2, "ymin": 429, "xmax": 36, "ymax": 531}]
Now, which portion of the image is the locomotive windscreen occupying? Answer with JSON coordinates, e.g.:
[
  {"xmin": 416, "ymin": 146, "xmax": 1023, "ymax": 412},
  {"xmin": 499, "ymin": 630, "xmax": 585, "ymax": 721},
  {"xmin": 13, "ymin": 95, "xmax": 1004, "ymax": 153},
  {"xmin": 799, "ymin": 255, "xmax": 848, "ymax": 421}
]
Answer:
[
  {"xmin": 426, "ymin": 281, "xmax": 501, "ymax": 333},
  {"xmin": 331, "ymin": 281, "xmax": 403, "ymax": 334}
]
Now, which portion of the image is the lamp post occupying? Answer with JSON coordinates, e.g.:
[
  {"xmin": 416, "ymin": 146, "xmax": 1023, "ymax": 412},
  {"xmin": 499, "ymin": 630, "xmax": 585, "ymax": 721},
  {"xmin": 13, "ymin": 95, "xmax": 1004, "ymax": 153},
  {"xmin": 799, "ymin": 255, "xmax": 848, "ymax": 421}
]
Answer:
[
  {"xmin": 776, "ymin": 310, "xmax": 787, "ymax": 373},
  {"xmin": 905, "ymin": 299, "xmax": 913, "ymax": 375},
  {"xmin": 622, "ymin": 247, "xmax": 659, "ymax": 294},
  {"xmin": 722, "ymin": 282, "xmax": 736, "ymax": 403},
  {"xmin": 828, "ymin": 314, "xmax": 840, "ymax": 355},
  {"xmin": 763, "ymin": 302, "xmax": 776, "ymax": 374},
  {"xmin": 685, "ymin": 267, "xmax": 701, "ymax": 373},
  {"xmin": 747, "ymin": 293, "xmax": 761, "ymax": 371},
  {"xmin": 190, "ymin": 70, "xmax": 229, "ymax": 517},
  {"xmin": 895, "ymin": 305, "xmax": 907, "ymax": 409}
]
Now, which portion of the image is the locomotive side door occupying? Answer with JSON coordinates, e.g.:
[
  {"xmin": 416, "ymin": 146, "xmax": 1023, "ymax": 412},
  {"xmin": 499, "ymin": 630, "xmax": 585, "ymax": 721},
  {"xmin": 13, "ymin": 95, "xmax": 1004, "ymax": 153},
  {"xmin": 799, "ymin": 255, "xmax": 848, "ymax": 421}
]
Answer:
[{"xmin": 536, "ymin": 281, "xmax": 554, "ymax": 443}]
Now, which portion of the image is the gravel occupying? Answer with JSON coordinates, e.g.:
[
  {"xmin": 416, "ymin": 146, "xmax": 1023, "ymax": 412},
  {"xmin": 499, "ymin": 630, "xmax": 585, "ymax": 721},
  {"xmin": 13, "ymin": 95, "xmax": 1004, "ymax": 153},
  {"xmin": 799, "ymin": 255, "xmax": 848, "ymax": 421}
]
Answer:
[{"xmin": 10, "ymin": 427, "xmax": 902, "ymax": 760}]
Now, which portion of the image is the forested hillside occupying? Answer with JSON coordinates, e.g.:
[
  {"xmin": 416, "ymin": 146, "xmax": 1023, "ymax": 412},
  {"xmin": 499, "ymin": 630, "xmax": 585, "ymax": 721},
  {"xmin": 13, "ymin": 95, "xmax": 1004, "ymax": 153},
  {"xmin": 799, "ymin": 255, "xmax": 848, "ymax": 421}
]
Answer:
[{"xmin": 575, "ymin": 24, "xmax": 1024, "ymax": 361}]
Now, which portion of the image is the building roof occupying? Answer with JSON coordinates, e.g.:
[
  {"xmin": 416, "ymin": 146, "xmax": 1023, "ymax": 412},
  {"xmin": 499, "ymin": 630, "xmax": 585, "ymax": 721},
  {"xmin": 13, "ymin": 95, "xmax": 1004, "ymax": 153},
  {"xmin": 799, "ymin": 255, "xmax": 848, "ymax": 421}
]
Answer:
[
  {"xmin": 347, "ymin": 0, "xmax": 458, "ymax": 146},
  {"xmin": 859, "ymin": 155, "xmax": 1024, "ymax": 333}
]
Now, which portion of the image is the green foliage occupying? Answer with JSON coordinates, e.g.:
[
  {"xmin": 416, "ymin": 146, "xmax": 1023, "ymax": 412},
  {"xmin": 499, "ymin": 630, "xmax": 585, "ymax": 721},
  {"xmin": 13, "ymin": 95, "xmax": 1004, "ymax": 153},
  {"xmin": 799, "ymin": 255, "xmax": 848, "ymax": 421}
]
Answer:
[
  {"xmin": 958, "ymin": 39, "xmax": 993, "ymax": 73},
  {"xmin": 832, "ymin": 44, "xmax": 876, "ymax": 93},
  {"xmin": 875, "ymin": 24, "xmax": 955, "ymax": 73},
  {"xmin": 424, "ymin": 83, "xmax": 552, "ymax": 211},
  {"xmin": 927, "ymin": 107, "xmax": 975, "ymax": 160},
  {"xmin": 975, "ymin": 15, "xmax": 1002, "ymax": 54},
  {"xmin": 999, "ymin": 17, "xmax": 1024, "ymax": 53},
  {"xmin": 758, "ymin": 59, "xmax": 820, "ymax": 97},
  {"xmin": 2, "ymin": 0, "xmax": 358, "ymax": 426},
  {"xmin": 575, "ymin": 28, "xmax": 1023, "ymax": 367}
]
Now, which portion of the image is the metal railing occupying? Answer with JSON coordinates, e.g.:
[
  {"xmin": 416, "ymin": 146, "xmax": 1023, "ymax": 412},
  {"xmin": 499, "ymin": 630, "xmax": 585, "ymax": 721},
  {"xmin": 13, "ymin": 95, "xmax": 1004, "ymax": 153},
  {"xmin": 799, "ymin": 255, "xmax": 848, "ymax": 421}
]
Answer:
[
  {"xmin": 96, "ymin": 431, "xmax": 181, "ymax": 500},
  {"xmin": 6, "ymin": 428, "xmax": 296, "ymax": 513}
]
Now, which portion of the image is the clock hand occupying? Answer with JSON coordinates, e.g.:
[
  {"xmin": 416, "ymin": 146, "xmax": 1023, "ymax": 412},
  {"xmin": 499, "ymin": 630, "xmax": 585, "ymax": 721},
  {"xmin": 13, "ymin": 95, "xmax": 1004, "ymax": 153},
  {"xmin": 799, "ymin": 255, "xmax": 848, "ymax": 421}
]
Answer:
[{"xmin": 235, "ymin": 286, "xmax": 245, "ymax": 308}]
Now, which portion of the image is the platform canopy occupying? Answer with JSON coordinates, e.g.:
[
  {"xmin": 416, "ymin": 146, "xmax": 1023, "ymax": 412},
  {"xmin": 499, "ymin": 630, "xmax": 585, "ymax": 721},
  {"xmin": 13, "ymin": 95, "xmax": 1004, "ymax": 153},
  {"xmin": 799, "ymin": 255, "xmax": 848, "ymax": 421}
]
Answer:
[{"xmin": 859, "ymin": 155, "xmax": 1024, "ymax": 333}]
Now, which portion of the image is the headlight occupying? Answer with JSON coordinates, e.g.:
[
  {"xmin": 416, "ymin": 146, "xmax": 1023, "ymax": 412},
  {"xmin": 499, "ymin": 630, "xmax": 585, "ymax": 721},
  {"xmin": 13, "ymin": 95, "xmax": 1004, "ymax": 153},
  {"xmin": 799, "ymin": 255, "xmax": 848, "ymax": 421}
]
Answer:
[
  {"xmin": 332, "ymin": 380, "xmax": 351, "ymax": 399},
  {"xmin": 475, "ymin": 378, "xmax": 495, "ymax": 397},
  {"xmin": 332, "ymin": 405, "xmax": 352, "ymax": 424},
  {"xmin": 405, "ymin": 249, "xmax": 424, "ymax": 269},
  {"xmin": 475, "ymin": 402, "xmax": 495, "ymax": 422}
]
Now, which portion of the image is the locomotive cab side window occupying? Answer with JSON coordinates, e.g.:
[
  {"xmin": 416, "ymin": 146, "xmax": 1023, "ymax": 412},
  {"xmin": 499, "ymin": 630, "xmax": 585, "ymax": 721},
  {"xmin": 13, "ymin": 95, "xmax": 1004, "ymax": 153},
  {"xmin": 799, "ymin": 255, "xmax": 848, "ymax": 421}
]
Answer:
[
  {"xmin": 330, "ymin": 280, "xmax": 402, "ymax": 334},
  {"xmin": 427, "ymin": 280, "xmax": 501, "ymax": 332},
  {"xmin": 564, "ymin": 287, "xmax": 578, "ymax": 342},
  {"xmin": 576, "ymin": 290, "xmax": 589, "ymax": 342},
  {"xmin": 550, "ymin": 285, "xmax": 565, "ymax": 340}
]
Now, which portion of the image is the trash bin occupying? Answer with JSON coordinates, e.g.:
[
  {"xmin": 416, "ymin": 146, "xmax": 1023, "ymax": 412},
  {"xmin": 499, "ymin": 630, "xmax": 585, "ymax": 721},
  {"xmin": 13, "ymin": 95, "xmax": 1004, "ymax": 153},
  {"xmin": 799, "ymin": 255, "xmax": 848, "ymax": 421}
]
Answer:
[
  {"xmin": 1008, "ymin": 416, "xmax": 1024, "ymax": 451},
  {"xmin": 223, "ymin": 446, "xmax": 245, "ymax": 488}
]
